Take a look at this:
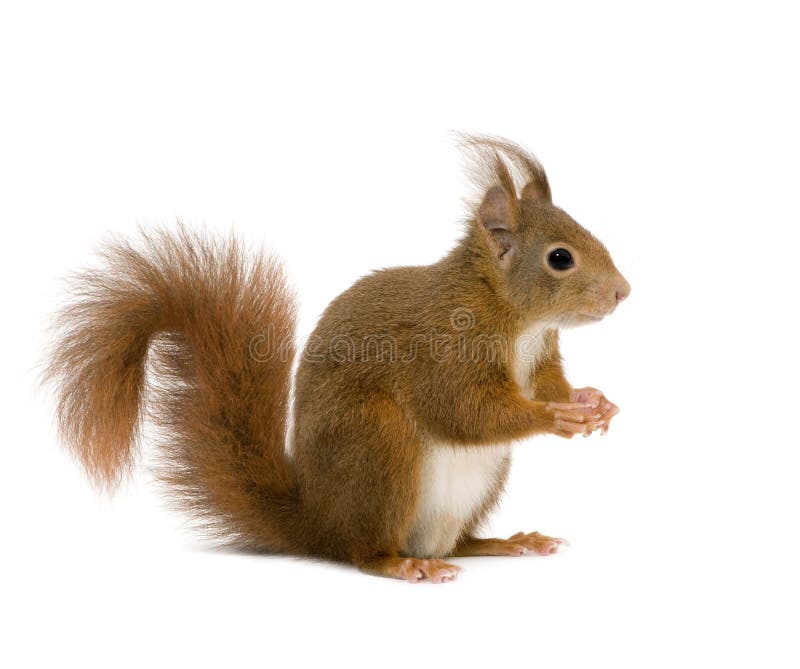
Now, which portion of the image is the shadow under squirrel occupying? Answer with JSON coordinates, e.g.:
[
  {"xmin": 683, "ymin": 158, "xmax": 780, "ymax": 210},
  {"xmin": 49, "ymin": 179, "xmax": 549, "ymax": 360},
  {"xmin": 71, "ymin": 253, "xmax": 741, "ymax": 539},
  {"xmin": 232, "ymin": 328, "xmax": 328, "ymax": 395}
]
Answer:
[{"xmin": 45, "ymin": 136, "xmax": 630, "ymax": 583}]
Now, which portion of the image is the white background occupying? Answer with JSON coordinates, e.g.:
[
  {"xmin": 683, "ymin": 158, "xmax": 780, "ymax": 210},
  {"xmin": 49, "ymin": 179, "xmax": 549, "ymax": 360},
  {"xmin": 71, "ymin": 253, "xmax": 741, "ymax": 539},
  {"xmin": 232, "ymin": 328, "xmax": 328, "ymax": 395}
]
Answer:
[{"xmin": 2, "ymin": 1, "xmax": 798, "ymax": 667}]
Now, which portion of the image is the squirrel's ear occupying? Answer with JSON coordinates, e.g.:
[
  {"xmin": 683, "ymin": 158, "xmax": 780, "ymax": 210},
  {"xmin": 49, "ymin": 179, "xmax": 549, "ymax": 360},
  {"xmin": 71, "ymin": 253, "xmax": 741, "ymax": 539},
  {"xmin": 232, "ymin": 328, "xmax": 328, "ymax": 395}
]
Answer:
[
  {"xmin": 477, "ymin": 185, "xmax": 517, "ymax": 266},
  {"xmin": 521, "ymin": 179, "xmax": 552, "ymax": 204}
]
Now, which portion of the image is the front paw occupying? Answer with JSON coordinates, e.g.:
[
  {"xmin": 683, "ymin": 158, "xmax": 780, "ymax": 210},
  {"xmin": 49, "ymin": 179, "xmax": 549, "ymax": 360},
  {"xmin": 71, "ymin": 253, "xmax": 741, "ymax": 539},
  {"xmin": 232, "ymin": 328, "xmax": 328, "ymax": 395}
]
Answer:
[
  {"xmin": 545, "ymin": 401, "xmax": 606, "ymax": 438},
  {"xmin": 570, "ymin": 387, "xmax": 620, "ymax": 435}
]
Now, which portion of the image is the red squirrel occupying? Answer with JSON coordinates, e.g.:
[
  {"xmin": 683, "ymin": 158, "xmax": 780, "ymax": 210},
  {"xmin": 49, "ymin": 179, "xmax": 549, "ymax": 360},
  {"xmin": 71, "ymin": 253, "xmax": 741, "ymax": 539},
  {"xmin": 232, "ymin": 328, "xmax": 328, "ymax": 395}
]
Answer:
[{"xmin": 45, "ymin": 136, "xmax": 630, "ymax": 583}]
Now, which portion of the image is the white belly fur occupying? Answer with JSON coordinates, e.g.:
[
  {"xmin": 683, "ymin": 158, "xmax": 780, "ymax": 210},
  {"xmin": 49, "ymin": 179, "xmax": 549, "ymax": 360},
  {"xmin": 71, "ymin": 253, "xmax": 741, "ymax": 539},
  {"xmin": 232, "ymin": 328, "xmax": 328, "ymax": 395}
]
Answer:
[
  {"xmin": 405, "ymin": 324, "xmax": 552, "ymax": 558},
  {"xmin": 405, "ymin": 443, "xmax": 511, "ymax": 558}
]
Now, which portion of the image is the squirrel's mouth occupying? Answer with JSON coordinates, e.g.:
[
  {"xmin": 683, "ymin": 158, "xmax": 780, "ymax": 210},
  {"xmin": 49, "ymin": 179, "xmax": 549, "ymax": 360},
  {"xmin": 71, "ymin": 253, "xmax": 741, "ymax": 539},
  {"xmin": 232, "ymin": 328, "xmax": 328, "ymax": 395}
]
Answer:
[
  {"xmin": 558, "ymin": 312, "xmax": 607, "ymax": 329},
  {"xmin": 578, "ymin": 302, "xmax": 620, "ymax": 322}
]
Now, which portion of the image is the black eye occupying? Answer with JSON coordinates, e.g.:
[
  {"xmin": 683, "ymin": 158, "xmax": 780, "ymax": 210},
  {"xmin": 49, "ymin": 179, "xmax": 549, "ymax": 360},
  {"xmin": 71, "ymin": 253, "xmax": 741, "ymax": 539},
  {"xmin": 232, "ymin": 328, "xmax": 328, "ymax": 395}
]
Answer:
[{"xmin": 547, "ymin": 248, "xmax": 574, "ymax": 271}]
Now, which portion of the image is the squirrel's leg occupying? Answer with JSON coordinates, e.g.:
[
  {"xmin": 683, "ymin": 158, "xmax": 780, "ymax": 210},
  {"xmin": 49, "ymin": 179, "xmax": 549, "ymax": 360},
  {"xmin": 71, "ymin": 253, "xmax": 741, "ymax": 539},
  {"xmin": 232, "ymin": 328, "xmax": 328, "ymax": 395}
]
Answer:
[
  {"xmin": 314, "ymin": 395, "xmax": 461, "ymax": 584},
  {"xmin": 357, "ymin": 555, "xmax": 462, "ymax": 583},
  {"xmin": 416, "ymin": 386, "xmax": 600, "ymax": 444},
  {"xmin": 451, "ymin": 532, "xmax": 566, "ymax": 557},
  {"xmin": 298, "ymin": 392, "xmax": 441, "ymax": 576},
  {"xmin": 530, "ymin": 354, "xmax": 573, "ymax": 403}
]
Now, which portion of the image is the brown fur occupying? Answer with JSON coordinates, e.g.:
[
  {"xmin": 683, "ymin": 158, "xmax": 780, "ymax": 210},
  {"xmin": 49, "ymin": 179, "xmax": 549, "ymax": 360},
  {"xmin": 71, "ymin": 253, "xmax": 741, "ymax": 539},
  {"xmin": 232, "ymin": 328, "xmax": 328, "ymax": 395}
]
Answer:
[
  {"xmin": 44, "ymin": 136, "xmax": 629, "ymax": 579},
  {"xmin": 44, "ymin": 228, "xmax": 301, "ymax": 551}
]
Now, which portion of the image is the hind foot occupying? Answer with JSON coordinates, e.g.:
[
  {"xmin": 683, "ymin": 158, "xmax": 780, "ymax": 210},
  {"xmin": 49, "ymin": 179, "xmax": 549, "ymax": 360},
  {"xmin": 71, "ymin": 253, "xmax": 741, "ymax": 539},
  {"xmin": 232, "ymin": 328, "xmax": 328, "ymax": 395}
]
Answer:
[
  {"xmin": 359, "ymin": 556, "xmax": 462, "ymax": 584},
  {"xmin": 452, "ymin": 531, "xmax": 567, "ymax": 557}
]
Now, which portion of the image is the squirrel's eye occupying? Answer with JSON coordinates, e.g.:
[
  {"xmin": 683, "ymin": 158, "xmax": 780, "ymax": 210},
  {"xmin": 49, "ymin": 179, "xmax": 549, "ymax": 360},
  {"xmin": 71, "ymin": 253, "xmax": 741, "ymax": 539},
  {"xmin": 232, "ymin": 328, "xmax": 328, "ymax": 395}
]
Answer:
[{"xmin": 547, "ymin": 248, "xmax": 574, "ymax": 271}]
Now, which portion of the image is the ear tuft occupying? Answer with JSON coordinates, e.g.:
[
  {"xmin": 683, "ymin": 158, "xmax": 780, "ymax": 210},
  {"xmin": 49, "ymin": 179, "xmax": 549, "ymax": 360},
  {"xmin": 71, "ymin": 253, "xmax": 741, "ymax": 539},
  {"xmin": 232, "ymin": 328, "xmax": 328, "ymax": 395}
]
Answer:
[{"xmin": 457, "ymin": 133, "xmax": 553, "ymax": 206}]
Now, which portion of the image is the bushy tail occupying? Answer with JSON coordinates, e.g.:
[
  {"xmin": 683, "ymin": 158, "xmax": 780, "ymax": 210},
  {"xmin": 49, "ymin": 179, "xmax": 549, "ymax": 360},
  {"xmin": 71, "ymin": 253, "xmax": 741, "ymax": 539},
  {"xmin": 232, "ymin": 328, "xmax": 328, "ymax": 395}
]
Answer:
[{"xmin": 43, "ymin": 225, "xmax": 302, "ymax": 552}]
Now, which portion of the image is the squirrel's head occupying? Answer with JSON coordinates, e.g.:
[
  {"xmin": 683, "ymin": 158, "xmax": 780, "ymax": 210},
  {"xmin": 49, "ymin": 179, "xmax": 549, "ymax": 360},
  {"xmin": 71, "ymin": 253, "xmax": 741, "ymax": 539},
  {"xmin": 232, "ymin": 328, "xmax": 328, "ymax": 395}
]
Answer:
[{"xmin": 463, "ymin": 136, "xmax": 630, "ymax": 328}]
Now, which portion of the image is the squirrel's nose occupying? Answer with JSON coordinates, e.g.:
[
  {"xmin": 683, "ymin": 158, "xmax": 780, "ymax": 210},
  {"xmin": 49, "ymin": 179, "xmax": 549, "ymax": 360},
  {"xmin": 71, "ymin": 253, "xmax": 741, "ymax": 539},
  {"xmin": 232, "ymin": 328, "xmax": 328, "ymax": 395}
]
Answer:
[{"xmin": 615, "ymin": 277, "xmax": 631, "ymax": 304}]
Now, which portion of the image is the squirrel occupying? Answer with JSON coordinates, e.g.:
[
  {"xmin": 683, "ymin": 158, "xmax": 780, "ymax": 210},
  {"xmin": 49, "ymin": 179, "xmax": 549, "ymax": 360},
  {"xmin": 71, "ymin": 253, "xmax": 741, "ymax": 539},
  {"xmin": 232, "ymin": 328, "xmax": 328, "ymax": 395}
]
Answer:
[{"xmin": 44, "ymin": 136, "xmax": 630, "ymax": 584}]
